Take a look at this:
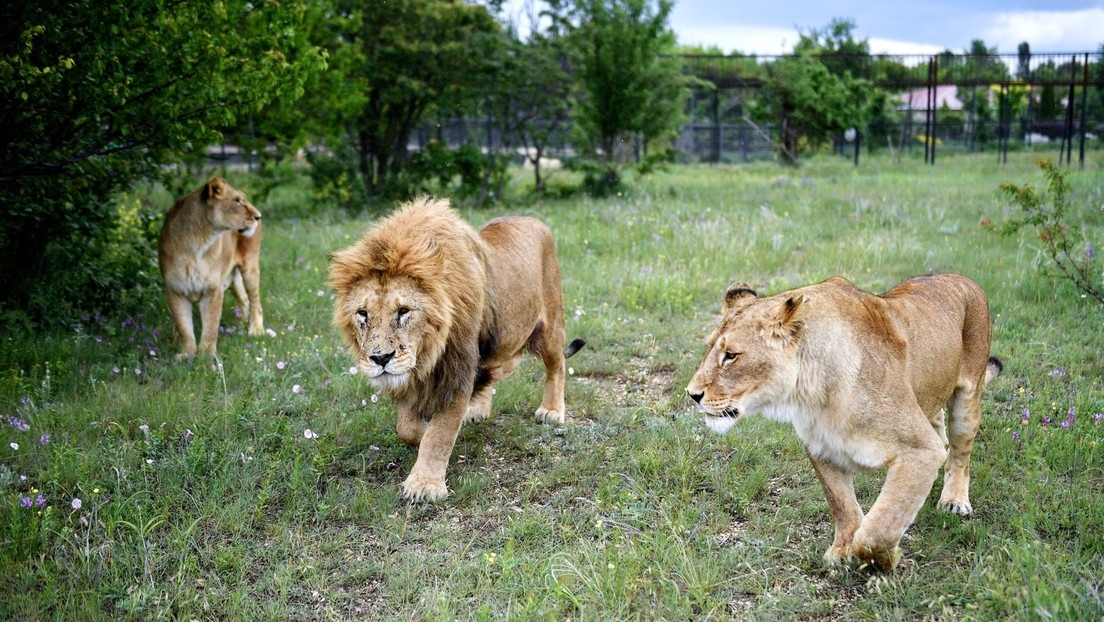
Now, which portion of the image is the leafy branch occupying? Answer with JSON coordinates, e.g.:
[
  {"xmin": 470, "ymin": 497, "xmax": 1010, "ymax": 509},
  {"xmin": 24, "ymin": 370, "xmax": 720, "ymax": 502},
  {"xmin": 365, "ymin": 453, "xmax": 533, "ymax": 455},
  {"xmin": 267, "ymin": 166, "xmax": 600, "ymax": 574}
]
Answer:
[{"xmin": 999, "ymin": 158, "xmax": 1102, "ymax": 307}]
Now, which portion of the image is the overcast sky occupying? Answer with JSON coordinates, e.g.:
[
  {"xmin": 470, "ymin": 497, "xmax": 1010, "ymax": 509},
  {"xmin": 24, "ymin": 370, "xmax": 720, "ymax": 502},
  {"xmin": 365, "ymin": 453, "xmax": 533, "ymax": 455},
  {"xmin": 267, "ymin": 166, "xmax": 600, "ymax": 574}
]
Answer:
[{"xmin": 668, "ymin": 0, "xmax": 1104, "ymax": 56}]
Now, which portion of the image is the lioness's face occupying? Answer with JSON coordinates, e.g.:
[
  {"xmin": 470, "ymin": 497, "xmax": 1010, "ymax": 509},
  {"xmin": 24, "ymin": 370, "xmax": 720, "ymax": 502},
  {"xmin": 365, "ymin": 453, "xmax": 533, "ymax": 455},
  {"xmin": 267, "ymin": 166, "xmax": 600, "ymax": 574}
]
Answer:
[
  {"xmin": 686, "ymin": 296, "xmax": 802, "ymax": 434},
  {"xmin": 206, "ymin": 179, "xmax": 261, "ymax": 237},
  {"xmin": 340, "ymin": 276, "xmax": 433, "ymax": 391}
]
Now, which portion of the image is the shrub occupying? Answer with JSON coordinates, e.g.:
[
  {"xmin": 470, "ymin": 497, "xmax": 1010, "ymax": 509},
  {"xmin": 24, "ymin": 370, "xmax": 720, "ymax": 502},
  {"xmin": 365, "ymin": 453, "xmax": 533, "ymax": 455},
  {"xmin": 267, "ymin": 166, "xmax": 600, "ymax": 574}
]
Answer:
[{"xmin": 998, "ymin": 158, "xmax": 1102, "ymax": 307}]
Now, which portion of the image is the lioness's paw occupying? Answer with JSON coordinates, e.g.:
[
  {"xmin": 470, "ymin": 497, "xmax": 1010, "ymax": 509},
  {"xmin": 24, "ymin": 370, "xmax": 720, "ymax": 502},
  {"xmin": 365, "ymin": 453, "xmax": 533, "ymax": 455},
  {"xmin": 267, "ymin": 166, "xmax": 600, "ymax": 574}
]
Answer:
[
  {"xmin": 852, "ymin": 542, "xmax": 902, "ymax": 572},
  {"xmin": 401, "ymin": 473, "xmax": 449, "ymax": 503},
  {"xmin": 535, "ymin": 406, "xmax": 565, "ymax": 424},
  {"xmin": 937, "ymin": 497, "xmax": 973, "ymax": 515},
  {"xmin": 823, "ymin": 544, "xmax": 853, "ymax": 565}
]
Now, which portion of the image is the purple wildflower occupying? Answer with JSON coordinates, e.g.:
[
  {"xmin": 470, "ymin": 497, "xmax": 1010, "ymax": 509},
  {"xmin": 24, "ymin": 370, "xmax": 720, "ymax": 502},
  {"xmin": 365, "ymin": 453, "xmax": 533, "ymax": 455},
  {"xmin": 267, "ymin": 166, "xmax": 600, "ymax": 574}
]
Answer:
[
  {"xmin": 7, "ymin": 417, "xmax": 29, "ymax": 431},
  {"xmin": 21, "ymin": 396, "xmax": 30, "ymax": 407},
  {"xmin": 1012, "ymin": 431, "xmax": 1020, "ymax": 441},
  {"xmin": 1094, "ymin": 413, "xmax": 1104, "ymax": 424},
  {"xmin": 1048, "ymin": 367, "xmax": 1067, "ymax": 377},
  {"xmin": 35, "ymin": 494, "xmax": 45, "ymax": 509},
  {"xmin": 1088, "ymin": 245, "xmax": 1095, "ymax": 259},
  {"xmin": 20, "ymin": 497, "xmax": 32, "ymax": 509},
  {"xmin": 39, "ymin": 434, "xmax": 50, "ymax": 445},
  {"xmin": 1042, "ymin": 416, "xmax": 1052, "ymax": 427}
]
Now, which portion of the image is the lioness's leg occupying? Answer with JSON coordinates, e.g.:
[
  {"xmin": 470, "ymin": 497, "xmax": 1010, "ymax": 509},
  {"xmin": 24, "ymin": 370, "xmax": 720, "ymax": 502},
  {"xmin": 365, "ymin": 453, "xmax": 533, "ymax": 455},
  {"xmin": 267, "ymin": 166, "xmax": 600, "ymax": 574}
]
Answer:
[
  {"xmin": 852, "ymin": 431, "xmax": 945, "ymax": 571},
  {"xmin": 937, "ymin": 387, "xmax": 981, "ymax": 515},
  {"xmin": 166, "ymin": 290, "xmax": 197, "ymax": 358},
  {"xmin": 240, "ymin": 261, "xmax": 264, "ymax": 336},
  {"xmin": 229, "ymin": 267, "xmax": 250, "ymax": 319},
  {"xmin": 806, "ymin": 449, "xmax": 863, "ymax": 563},
  {"xmin": 197, "ymin": 288, "xmax": 225, "ymax": 356},
  {"xmin": 402, "ymin": 395, "xmax": 467, "ymax": 502}
]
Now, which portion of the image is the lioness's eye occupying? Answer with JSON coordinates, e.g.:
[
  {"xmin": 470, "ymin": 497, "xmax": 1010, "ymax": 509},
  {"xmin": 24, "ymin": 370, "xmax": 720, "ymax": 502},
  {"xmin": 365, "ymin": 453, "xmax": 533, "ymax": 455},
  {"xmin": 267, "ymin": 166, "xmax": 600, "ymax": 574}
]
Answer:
[{"xmin": 721, "ymin": 351, "xmax": 739, "ymax": 365}]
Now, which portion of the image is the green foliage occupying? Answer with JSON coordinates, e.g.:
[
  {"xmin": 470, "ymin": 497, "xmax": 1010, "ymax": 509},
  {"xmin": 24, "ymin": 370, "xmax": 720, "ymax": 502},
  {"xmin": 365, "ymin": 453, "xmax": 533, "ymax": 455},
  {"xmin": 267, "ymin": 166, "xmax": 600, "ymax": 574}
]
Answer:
[
  {"xmin": 490, "ymin": 27, "xmax": 573, "ymax": 193},
  {"xmin": 550, "ymin": 0, "xmax": 692, "ymax": 187},
  {"xmin": 0, "ymin": 0, "xmax": 326, "ymax": 326},
  {"xmin": 750, "ymin": 20, "xmax": 878, "ymax": 165},
  {"xmin": 998, "ymin": 158, "xmax": 1103, "ymax": 307},
  {"xmin": 319, "ymin": 0, "xmax": 501, "ymax": 197},
  {"xmin": 402, "ymin": 142, "xmax": 512, "ymax": 207}
]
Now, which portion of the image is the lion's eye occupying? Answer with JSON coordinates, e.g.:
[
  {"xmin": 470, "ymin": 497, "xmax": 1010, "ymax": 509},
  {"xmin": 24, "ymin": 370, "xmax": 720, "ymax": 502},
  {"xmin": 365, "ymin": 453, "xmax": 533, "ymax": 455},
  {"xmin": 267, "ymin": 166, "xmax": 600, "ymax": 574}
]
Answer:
[
  {"xmin": 396, "ymin": 306, "xmax": 412, "ymax": 323},
  {"xmin": 721, "ymin": 351, "xmax": 740, "ymax": 365},
  {"xmin": 356, "ymin": 309, "xmax": 368, "ymax": 322}
]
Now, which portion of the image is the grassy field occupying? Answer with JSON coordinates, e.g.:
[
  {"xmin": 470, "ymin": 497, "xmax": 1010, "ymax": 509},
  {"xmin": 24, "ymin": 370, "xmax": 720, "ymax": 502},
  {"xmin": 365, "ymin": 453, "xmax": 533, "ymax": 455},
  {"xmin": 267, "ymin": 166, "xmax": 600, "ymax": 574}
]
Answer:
[{"xmin": 2, "ymin": 152, "xmax": 1103, "ymax": 620}]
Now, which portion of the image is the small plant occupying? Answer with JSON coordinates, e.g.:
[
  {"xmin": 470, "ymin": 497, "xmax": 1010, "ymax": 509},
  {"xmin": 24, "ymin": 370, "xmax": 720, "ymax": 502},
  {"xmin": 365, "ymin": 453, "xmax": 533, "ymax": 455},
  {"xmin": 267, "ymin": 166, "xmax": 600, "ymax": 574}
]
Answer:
[{"xmin": 998, "ymin": 158, "xmax": 1102, "ymax": 307}]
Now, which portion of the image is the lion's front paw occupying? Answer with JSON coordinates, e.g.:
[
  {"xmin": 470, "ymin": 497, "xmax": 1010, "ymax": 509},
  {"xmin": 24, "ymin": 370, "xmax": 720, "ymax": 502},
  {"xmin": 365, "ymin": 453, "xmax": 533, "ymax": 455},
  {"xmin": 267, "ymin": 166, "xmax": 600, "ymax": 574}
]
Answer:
[
  {"xmin": 248, "ymin": 322, "xmax": 265, "ymax": 337},
  {"xmin": 937, "ymin": 496, "xmax": 973, "ymax": 516},
  {"xmin": 535, "ymin": 406, "xmax": 565, "ymax": 424},
  {"xmin": 465, "ymin": 400, "xmax": 491, "ymax": 424},
  {"xmin": 401, "ymin": 472, "xmax": 449, "ymax": 503}
]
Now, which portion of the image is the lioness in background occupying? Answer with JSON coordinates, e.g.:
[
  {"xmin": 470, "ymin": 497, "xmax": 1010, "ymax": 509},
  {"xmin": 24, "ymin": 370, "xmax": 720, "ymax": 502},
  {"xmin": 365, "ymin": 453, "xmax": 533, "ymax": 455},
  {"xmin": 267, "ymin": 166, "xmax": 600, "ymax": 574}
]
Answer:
[
  {"xmin": 686, "ymin": 274, "xmax": 1002, "ymax": 571},
  {"xmin": 158, "ymin": 177, "xmax": 264, "ymax": 358}
]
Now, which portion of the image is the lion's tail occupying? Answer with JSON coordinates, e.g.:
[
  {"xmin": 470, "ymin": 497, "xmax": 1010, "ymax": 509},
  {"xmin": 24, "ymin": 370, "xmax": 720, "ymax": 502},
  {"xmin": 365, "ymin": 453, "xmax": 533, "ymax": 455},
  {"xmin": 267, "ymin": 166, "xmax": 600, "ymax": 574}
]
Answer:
[
  {"xmin": 565, "ymin": 338, "xmax": 586, "ymax": 359},
  {"xmin": 983, "ymin": 356, "xmax": 1003, "ymax": 388}
]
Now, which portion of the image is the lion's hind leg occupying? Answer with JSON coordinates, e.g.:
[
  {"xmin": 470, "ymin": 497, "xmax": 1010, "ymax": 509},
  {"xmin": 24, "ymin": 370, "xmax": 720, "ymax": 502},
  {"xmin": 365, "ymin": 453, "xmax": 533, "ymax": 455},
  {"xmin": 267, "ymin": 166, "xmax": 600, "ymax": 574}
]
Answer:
[{"xmin": 529, "ymin": 319, "xmax": 569, "ymax": 424}]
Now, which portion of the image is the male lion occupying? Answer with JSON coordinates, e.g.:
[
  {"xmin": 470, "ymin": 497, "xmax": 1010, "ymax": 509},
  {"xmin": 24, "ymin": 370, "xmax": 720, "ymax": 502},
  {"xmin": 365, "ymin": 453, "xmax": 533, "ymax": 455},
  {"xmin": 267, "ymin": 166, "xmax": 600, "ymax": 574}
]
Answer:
[
  {"xmin": 329, "ymin": 197, "xmax": 585, "ymax": 502},
  {"xmin": 158, "ymin": 177, "xmax": 264, "ymax": 358},
  {"xmin": 686, "ymin": 274, "xmax": 1002, "ymax": 571}
]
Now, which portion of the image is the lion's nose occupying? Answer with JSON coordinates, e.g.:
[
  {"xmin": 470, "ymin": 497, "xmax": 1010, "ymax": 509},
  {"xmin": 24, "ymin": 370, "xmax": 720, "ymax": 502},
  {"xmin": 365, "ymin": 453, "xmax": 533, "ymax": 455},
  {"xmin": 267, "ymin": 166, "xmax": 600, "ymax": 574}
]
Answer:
[
  {"xmin": 370, "ymin": 351, "xmax": 395, "ymax": 367},
  {"xmin": 687, "ymin": 390, "xmax": 704, "ymax": 404}
]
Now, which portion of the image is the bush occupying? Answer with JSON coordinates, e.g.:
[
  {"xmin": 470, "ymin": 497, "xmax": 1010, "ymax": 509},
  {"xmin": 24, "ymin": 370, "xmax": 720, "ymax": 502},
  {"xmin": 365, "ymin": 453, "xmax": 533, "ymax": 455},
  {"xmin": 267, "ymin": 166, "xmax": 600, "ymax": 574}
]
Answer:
[{"xmin": 998, "ymin": 158, "xmax": 1102, "ymax": 307}]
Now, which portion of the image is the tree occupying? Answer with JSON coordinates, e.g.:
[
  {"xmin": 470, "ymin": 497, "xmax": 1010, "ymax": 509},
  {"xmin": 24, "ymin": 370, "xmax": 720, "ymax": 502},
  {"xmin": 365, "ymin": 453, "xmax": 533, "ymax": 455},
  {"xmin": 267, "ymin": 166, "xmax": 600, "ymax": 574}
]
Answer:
[
  {"xmin": 492, "ymin": 24, "xmax": 573, "ymax": 193},
  {"xmin": 549, "ymin": 0, "xmax": 692, "ymax": 189},
  {"xmin": 321, "ymin": 0, "xmax": 501, "ymax": 197},
  {"xmin": 750, "ymin": 20, "xmax": 877, "ymax": 165},
  {"xmin": 0, "ymin": 0, "xmax": 325, "ymax": 323}
]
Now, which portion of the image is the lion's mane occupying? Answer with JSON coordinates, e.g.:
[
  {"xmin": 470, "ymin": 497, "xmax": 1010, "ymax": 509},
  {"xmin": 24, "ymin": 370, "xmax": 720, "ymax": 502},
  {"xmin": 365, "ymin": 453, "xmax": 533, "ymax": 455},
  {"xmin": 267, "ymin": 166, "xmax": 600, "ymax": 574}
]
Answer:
[{"xmin": 329, "ymin": 197, "xmax": 494, "ymax": 415}]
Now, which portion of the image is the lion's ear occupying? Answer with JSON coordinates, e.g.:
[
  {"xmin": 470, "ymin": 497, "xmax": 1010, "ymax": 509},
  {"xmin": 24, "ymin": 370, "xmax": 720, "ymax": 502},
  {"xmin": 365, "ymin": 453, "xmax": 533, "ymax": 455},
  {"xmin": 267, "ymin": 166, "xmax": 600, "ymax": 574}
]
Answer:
[
  {"xmin": 202, "ymin": 177, "xmax": 228, "ymax": 202},
  {"xmin": 770, "ymin": 294, "xmax": 809, "ymax": 343},
  {"xmin": 722, "ymin": 282, "xmax": 757, "ymax": 313}
]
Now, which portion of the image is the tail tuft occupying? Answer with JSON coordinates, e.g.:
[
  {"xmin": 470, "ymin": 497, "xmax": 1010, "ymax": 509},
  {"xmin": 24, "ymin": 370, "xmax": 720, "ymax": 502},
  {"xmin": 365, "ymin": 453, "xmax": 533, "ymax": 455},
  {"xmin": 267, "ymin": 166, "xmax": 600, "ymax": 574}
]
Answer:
[
  {"xmin": 985, "ymin": 356, "xmax": 1003, "ymax": 384},
  {"xmin": 565, "ymin": 338, "xmax": 586, "ymax": 358}
]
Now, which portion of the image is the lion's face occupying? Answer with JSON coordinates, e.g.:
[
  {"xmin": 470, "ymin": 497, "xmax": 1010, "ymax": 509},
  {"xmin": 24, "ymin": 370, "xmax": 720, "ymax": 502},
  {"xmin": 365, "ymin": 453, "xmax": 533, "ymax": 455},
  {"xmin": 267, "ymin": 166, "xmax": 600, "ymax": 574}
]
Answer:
[
  {"xmin": 205, "ymin": 178, "xmax": 261, "ymax": 237},
  {"xmin": 338, "ymin": 275, "xmax": 439, "ymax": 392},
  {"xmin": 686, "ymin": 286, "xmax": 806, "ymax": 434}
]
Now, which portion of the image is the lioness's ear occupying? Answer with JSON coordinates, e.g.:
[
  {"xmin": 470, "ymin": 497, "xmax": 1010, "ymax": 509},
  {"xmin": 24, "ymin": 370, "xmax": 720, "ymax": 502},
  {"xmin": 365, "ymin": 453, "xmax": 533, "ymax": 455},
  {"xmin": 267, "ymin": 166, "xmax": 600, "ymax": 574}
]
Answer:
[
  {"xmin": 771, "ymin": 295, "xmax": 809, "ymax": 342},
  {"xmin": 722, "ymin": 282, "xmax": 757, "ymax": 313},
  {"xmin": 202, "ymin": 177, "xmax": 228, "ymax": 202}
]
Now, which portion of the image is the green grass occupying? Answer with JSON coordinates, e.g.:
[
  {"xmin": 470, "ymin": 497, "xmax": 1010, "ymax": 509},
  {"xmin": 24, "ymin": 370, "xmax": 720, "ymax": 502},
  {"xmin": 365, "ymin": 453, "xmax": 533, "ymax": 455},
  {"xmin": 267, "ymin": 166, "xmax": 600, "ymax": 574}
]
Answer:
[{"xmin": 3, "ymin": 152, "xmax": 1104, "ymax": 620}]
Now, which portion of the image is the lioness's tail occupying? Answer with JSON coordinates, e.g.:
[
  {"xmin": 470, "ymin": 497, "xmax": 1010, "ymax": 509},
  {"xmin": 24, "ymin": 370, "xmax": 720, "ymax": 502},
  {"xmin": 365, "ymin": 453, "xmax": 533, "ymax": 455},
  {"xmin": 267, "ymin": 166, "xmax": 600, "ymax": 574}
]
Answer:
[
  {"xmin": 565, "ymin": 338, "xmax": 586, "ymax": 358},
  {"xmin": 984, "ymin": 357, "xmax": 1003, "ymax": 388}
]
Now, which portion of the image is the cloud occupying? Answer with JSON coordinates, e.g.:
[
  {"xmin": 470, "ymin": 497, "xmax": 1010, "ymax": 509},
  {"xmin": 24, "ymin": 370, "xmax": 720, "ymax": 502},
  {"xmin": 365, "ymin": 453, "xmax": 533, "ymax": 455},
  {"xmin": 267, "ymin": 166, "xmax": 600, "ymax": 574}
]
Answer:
[
  {"xmin": 866, "ymin": 38, "xmax": 945, "ymax": 57},
  {"xmin": 983, "ymin": 9, "xmax": 1104, "ymax": 52},
  {"xmin": 674, "ymin": 24, "xmax": 799, "ymax": 55}
]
